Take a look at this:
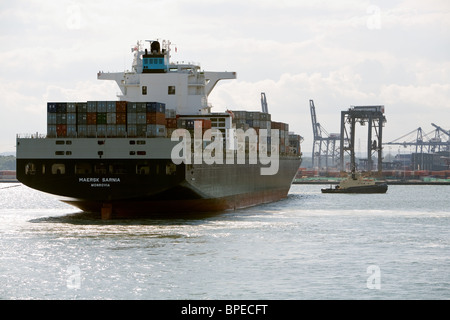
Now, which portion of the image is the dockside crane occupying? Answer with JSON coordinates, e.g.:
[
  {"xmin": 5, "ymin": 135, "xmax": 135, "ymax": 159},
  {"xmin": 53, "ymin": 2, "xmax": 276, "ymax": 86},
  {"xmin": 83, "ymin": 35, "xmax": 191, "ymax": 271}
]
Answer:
[
  {"xmin": 339, "ymin": 105, "xmax": 386, "ymax": 174},
  {"xmin": 385, "ymin": 124, "xmax": 449, "ymax": 153},
  {"xmin": 309, "ymin": 100, "xmax": 340, "ymax": 172},
  {"xmin": 385, "ymin": 127, "xmax": 429, "ymax": 153},
  {"xmin": 431, "ymin": 123, "xmax": 450, "ymax": 152}
]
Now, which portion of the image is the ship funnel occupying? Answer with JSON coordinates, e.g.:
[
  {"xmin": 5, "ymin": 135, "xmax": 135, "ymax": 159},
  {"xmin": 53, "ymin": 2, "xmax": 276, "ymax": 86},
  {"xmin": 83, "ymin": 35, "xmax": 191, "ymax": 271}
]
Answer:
[{"xmin": 151, "ymin": 41, "xmax": 161, "ymax": 53}]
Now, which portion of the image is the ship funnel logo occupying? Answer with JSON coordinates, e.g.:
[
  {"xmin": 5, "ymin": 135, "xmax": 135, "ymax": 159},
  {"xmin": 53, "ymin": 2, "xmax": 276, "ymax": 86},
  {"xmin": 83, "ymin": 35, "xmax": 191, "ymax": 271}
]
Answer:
[{"xmin": 170, "ymin": 121, "xmax": 279, "ymax": 175}]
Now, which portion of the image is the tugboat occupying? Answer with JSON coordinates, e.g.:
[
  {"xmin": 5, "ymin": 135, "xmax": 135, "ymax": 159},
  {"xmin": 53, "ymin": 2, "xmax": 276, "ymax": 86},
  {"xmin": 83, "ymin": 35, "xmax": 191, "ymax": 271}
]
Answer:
[{"xmin": 321, "ymin": 171, "xmax": 388, "ymax": 194}]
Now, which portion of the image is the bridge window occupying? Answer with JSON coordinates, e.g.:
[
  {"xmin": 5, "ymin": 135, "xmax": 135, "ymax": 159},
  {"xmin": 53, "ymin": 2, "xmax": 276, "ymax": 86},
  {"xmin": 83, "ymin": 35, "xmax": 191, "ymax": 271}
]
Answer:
[
  {"xmin": 168, "ymin": 86, "xmax": 176, "ymax": 95},
  {"xmin": 52, "ymin": 164, "xmax": 65, "ymax": 175}
]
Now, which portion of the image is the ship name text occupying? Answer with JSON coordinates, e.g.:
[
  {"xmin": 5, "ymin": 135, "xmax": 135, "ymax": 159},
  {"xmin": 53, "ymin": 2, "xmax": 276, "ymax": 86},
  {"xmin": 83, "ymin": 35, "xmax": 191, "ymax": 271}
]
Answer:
[{"xmin": 78, "ymin": 178, "xmax": 121, "ymax": 183}]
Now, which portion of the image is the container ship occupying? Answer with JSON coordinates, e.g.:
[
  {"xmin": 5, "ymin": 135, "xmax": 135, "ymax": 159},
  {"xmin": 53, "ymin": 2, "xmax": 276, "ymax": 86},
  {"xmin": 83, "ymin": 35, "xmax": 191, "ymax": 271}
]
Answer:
[{"xmin": 16, "ymin": 39, "xmax": 302, "ymax": 218}]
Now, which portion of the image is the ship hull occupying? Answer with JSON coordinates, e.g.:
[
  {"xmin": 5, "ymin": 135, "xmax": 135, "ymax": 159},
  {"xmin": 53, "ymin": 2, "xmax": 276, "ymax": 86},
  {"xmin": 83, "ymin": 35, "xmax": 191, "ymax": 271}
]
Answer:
[
  {"xmin": 17, "ymin": 156, "xmax": 301, "ymax": 217},
  {"xmin": 62, "ymin": 188, "xmax": 289, "ymax": 218}
]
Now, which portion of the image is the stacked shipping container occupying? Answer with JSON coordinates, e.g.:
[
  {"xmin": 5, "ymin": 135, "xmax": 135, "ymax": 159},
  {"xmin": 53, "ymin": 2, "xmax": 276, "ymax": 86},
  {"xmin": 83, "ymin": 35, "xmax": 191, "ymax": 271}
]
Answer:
[
  {"xmin": 231, "ymin": 110, "xmax": 293, "ymax": 154},
  {"xmin": 47, "ymin": 101, "xmax": 167, "ymax": 138},
  {"xmin": 270, "ymin": 121, "xmax": 290, "ymax": 154},
  {"xmin": 46, "ymin": 104, "xmax": 300, "ymax": 156}
]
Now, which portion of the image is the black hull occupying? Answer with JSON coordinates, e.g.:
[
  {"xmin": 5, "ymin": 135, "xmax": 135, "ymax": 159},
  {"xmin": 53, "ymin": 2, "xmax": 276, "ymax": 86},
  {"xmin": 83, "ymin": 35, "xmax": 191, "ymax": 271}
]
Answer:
[
  {"xmin": 321, "ymin": 183, "xmax": 388, "ymax": 194},
  {"xmin": 62, "ymin": 188, "xmax": 290, "ymax": 218},
  {"xmin": 17, "ymin": 157, "xmax": 301, "ymax": 217}
]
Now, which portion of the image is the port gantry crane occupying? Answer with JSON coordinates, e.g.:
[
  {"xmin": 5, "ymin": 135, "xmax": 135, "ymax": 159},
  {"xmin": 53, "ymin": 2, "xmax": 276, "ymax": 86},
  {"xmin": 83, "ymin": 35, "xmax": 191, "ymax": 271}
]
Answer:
[
  {"xmin": 384, "ymin": 124, "xmax": 450, "ymax": 154},
  {"xmin": 309, "ymin": 99, "xmax": 341, "ymax": 173},
  {"xmin": 431, "ymin": 123, "xmax": 450, "ymax": 152},
  {"xmin": 339, "ymin": 105, "xmax": 386, "ymax": 175},
  {"xmin": 384, "ymin": 124, "xmax": 450, "ymax": 171}
]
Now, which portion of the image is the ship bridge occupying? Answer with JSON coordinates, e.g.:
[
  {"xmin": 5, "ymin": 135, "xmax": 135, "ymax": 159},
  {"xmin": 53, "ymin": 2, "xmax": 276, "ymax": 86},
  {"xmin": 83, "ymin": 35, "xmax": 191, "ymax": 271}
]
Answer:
[{"xmin": 98, "ymin": 39, "xmax": 236, "ymax": 115}]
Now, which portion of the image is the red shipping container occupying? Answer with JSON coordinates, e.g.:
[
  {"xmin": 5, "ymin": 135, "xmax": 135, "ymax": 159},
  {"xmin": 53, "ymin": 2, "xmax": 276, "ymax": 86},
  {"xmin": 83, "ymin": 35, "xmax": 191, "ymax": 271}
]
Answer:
[
  {"xmin": 116, "ymin": 113, "xmax": 127, "ymax": 124},
  {"xmin": 192, "ymin": 119, "xmax": 212, "ymax": 130},
  {"xmin": 203, "ymin": 119, "xmax": 212, "ymax": 129},
  {"xmin": 146, "ymin": 112, "xmax": 166, "ymax": 125},
  {"xmin": 87, "ymin": 112, "xmax": 97, "ymax": 125},
  {"xmin": 271, "ymin": 121, "xmax": 282, "ymax": 130},
  {"xmin": 56, "ymin": 125, "xmax": 67, "ymax": 137},
  {"xmin": 116, "ymin": 101, "xmax": 127, "ymax": 113},
  {"xmin": 166, "ymin": 118, "xmax": 177, "ymax": 128}
]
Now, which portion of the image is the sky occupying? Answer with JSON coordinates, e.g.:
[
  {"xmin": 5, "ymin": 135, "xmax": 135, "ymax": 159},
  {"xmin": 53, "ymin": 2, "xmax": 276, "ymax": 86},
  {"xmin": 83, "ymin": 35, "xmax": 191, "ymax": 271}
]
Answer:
[{"xmin": 1, "ymin": 0, "xmax": 449, "ymax": 155}]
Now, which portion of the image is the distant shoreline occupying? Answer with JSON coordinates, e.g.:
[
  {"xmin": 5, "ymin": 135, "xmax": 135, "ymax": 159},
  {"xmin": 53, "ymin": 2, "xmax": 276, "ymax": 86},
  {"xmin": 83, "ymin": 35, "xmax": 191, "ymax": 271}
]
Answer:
[{"xmin": 293, "ymin": 180, "xmax": 450, "ymax": 185}]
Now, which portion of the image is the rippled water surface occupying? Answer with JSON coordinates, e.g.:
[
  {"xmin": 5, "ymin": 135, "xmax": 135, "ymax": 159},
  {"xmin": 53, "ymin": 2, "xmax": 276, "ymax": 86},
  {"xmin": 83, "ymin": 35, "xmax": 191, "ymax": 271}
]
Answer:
[{"xmin": 1, "ymin": 183, "xmax": 449, "ymax": 299}]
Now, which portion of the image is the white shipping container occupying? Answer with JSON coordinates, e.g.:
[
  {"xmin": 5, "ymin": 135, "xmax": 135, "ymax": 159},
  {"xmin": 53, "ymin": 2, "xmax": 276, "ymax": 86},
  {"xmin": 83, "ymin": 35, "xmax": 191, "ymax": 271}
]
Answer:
[{"xmin": 107, "ymin": 113, "xmax": 116, "ymax": 124}]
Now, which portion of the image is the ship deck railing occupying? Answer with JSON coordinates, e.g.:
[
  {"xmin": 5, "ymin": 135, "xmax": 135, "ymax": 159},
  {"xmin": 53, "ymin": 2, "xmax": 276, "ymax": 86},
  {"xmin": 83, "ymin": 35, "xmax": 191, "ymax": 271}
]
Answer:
[{"xmin": 17, "ymin": 133, "xmax": 47, "ymax": 139}]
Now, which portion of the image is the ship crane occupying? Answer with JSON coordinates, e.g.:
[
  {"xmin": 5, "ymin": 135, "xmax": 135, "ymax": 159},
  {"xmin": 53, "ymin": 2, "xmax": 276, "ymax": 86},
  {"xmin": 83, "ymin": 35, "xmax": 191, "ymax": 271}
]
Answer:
[{"xmin": 309, "ymin": 100, "xmax": 341, "ymax": 172}]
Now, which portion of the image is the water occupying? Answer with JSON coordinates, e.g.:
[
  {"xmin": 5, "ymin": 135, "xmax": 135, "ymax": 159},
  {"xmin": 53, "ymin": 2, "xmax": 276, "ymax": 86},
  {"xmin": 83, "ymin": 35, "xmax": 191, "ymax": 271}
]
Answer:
[{"xmin": 0, "ymin": 182, "xmax": 449, "ymax": 300}]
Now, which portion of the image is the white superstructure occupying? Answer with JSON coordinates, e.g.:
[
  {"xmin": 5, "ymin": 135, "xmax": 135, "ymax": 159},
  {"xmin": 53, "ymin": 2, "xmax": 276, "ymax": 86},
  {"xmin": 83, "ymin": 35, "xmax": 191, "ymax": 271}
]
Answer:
[{"xmin": 98, "ymin": 40, "xmax": 236, "ymax": 115}]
